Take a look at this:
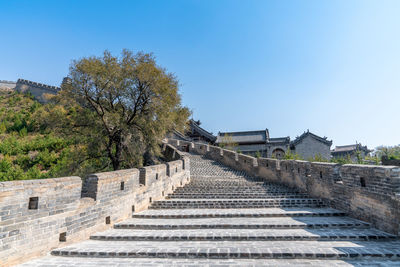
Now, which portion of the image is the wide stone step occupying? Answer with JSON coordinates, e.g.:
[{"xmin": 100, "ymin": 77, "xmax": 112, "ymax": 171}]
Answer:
[
  {"xmin": 174, "ymin": 189, "xmax": 298, "ymax": 193},
  {"xmin": 190, "ymin": 176, "xmax": 261, "ymax": 180},
  {"xmin": 178, "ymin": 184, "xmax": 288, "ymax": 187},
  {"xmin": 168, "ymin": 193, "xmax": 309, "ymax": 199},
  {"xmin": 51, "ymin": 240, "xmax": 400, "ymax": 259},
  {"xmin": 150, "ymin": 198, "xmax": 325, "ymax": 209},
  {"xmin": 189, "ymin": 176, "xmax": 251, "ymax": 180},
  {"xmin": 189, "ymin": 181, "xmax": 266, "ymax": 185},
  {"xmin": 114, "ymin": 216, "xmax": 370, "ymax": 229},
  {"xmin": 177, "ymin": 186, "xmax": 297, "ymax": 190},
  {"xmin": 132, "ymin": 208, "xmax": 347, "ymax": 218},
  {"xmin": 18, "ymin": 257, "xmax": 400, "ymax": 267},
  {"xmin": 91, "ymin": 228, "xmax": 395, "ymax": 241}
]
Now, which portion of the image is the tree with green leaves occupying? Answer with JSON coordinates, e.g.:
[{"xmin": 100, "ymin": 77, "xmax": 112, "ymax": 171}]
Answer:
[
  {"xmin": 40, "ymin": 49, "xmax": 190, "ymax": 171},
  {"xmin": 218, "ymin": 133, "xmax": 238, "ymax": 150},
  {"xmin": 375, "ymin": 145, "xmax": 400, "ymax": 160}
]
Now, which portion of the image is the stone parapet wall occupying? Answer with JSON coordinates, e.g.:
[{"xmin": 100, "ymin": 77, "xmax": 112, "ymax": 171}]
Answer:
[
  {"xmin": 14, "ymin": 79, "xmax": 60, "ymax": 103},
  {"xmin": 166, "ymin": 138, "xmax": 400, "ymax": 235},
  {"xmin": 0, "ymin": 80, "xmax": 17, "ymax": 91},
  {"xmin": 382, "ymin": 156, "xmax": 400, "ymax": 167},
  {"xmin": 0, "ymin": 144, "xmax": 190, "ymax": 266},
  {"xmin": 16, "ymin": 79, "xmax": 60, "ymax": 92}
]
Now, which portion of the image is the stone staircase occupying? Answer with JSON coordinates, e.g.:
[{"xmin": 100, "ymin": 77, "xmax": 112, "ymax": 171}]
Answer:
[{"xmin": 19, "ymin": 153, "xmax": 400, "ymax": 266}]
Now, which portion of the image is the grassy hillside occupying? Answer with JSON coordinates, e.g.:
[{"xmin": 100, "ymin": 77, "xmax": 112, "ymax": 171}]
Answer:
[{"xmin": 0, "ymin": 91, "xmax": 76, "ymax": 181}]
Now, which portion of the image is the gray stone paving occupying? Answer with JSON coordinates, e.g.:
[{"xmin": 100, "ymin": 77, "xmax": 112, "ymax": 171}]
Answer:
[
  {"xmin": 50, "ymin": 240, "xmax": 400, "ymax": 259},
  {"xmin": 115, "ymin": 216, "xmax": 370, "ymax": 229},
  {"xmin": 17, "ymin": 152, "xmax": 400, "ymax": 266},
  {"xmin": 18, "ymin": 257, "xmax": 400, "ymax": 266},
  {"xmin": 91, "ymin": 228, "xmax": 395, "ymax": 241},
  {"xmin": 132, "ymin": 207, "xmax": 347, "ymax": 218}
]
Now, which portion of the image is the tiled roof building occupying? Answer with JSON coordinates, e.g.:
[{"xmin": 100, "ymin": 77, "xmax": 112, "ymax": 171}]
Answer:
[
  {"xmin": 331, "ymin": 143, "xmax": 371, "ymax": 162},
  {"xmin": 290, "ymin": 130, "xmax": 332, "ymax": 160}
]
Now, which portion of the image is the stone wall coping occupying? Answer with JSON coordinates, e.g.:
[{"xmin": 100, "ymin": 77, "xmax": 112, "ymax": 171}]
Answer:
[
  {"xmin": 292, "ymin": 160, "xmax": 311, "ymax": 164},
  {"xmin": 341, "ymin": 164, "xmax": 400, "ymax": 170},
  {"xmin": 221, "ymin": 148, "xmax": 236, "ymax": 155},
  {"xmin": 258, "ymin": 158, "xmax": 279, "ymax": 162},
  {"xmin": 309, "ymin": 162, "xmax": 340, "ymax": 167},
  {"xmin": 140, "ymin": 164, "xmax": 167, "ymax": 171},
  {"xmin": 87, "ymin": 168, "xmax": 139, "ymax": 180},
  {"xmin": 166, "ymin": 159, "xmax": 184, "ymax": 166},
  {"xmin": 0, "ymin": 176, "xmax": 82, "ymax": 191},
  {"xmin": 238, "ymin": 153, "xmax": 255, "ymax": 159}
]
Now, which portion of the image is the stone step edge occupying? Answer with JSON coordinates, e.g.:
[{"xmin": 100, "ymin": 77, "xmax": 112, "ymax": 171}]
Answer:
[
  {"xmin": 153, "ymin": 199, "xmax": 323, "ymax": 202},
  {"xmin": 114, "ymin": 223, "xmax": 370, "ymax": 230},
  {"xmin": 90, "ymin": 235, "xmax": 396, "ymax": 242},
  {"xmin": 50, "ymin": 250, "xmax": 400, "ymax": 259},
  {"xmin": 167, "ymin": 196, "xmax": 311, "ymax": 199},
  {"xmin": 132, "ymin": 212, "xmax": 347, "ymax": 218},
  {"xmin": 169, "ymin": 194, "xmax": 308, "ymax": 196},
  {"xmin": 149, "ymin": 205, "xmax": 328, "ymax": 209}
]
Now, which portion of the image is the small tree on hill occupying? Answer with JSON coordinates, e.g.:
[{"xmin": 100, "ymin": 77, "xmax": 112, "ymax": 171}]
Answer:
[{"xmin": 43, "ymin": 50, "xmax": 190, "ymax": 170}]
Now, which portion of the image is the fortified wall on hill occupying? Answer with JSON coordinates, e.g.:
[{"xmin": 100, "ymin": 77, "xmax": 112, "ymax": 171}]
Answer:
[
  {"xmin": 167, "ymin": 138, "xmax": 400, "ymax": 236},
  {"xmin": 14, "ymin": 79, "xmax": 60, "ymax": 103},
  {"xmin": 0, "ymin": 80, "xmax": 17, "ymax": 91},
  {"xmin": 0, "ymin": 144, "xmax": 190, "ymax": 266},
  {"xmin": 0, "ymin": 79, "xmax": 61, "ymax": 103}
]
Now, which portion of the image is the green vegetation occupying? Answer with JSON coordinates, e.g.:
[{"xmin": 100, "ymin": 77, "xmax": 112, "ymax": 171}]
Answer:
[
  {"xmin": 330, "ymin": 155, "xmax": 353, "ymax": 164},
  {"xmin": 218, "ymin": 133, "xmax": 238, "ymax": 150},
  {"xmin": 283, "ymin": 149, "xmax": 302, "ymax": 160},
  {"xmin": 0, "ymin": 91, "xmax": 74, "ymax": 181},
  {"xmin": 49, "ymin": 49, "xmax": 189, "ymax": 170},
  {"xmin": 307, "ymin": 154, "xmax": 329, "ymax": 163},
  {"xmin": 0, "ymin": 49, "xmax": 189, "ymax": 181},
  {"xmin": 375, "ymin": 145, "xmax": 400, "ymax": 160}
]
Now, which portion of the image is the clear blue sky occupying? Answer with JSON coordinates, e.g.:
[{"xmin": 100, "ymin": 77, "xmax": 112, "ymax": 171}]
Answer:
[{"xmin": 1, "ymin": 0, "xmax": 399, "ymax": 149}]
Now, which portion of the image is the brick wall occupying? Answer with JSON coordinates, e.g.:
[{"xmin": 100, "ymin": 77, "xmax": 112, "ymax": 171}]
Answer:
[
  {"xmin": 0, "ymin": 144, "xmax": 190, "ymax": 266},
  {"xmin": 292, "ymin": 135, "xmax": 331, "ymax": 160},
  {"xmin": 14, "ymin": 79, "xmax": 60, "ymax": 103},
  {"xmin": 167, "ymin": 138, "xmax": 400, "ymax": 236}
]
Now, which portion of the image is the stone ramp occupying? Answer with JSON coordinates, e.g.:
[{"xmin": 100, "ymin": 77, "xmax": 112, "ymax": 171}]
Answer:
[{"xmin": 17, "ymin": 153, "xmax": 400, "ymax": 266}]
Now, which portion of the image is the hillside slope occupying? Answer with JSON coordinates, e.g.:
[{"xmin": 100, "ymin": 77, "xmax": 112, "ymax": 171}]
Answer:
[{"xmin": 0, "ymin": 91, "xmax": 77, "ymax": 181}]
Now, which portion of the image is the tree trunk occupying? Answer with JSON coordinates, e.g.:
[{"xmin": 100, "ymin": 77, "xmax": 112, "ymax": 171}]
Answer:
[{"xmin": 108, "ymin": 131, "xmax": 123, "ymax": 170}]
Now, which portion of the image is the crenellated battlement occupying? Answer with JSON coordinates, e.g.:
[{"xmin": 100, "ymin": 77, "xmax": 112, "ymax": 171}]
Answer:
[
  {"xmin": 13, "ymin": 78, "xmax": 60, "ymax": 103},
  {"xmin": 0, "ymin": 143, "xmax": 190, "ymax": 266},
  {"xmin": 16, "ymin": 78, "xmax": 60, "ymax": 92},
  {"xmin": 167, "ymin": 138, "xmax": 400, "ymax": 236}
]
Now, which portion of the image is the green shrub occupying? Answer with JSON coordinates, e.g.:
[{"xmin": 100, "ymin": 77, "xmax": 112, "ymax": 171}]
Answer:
[
  {"xmin": 284, "ymin": 149, "xmax": 302, "ymax": 160},
  {"xmin": 308, "ymin": 154, "xmax": 328, "ymax": 162},
  {"xmin": 331, "ymin": 155, "xmax": 353, "ymax": 164},
  {"xmin": 19, "ymin": 127, "xmax": 28, "ymax": 137},
  {"xmin": 0, "ymin": 122, "xmax": 6, "ymax": 134}
]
